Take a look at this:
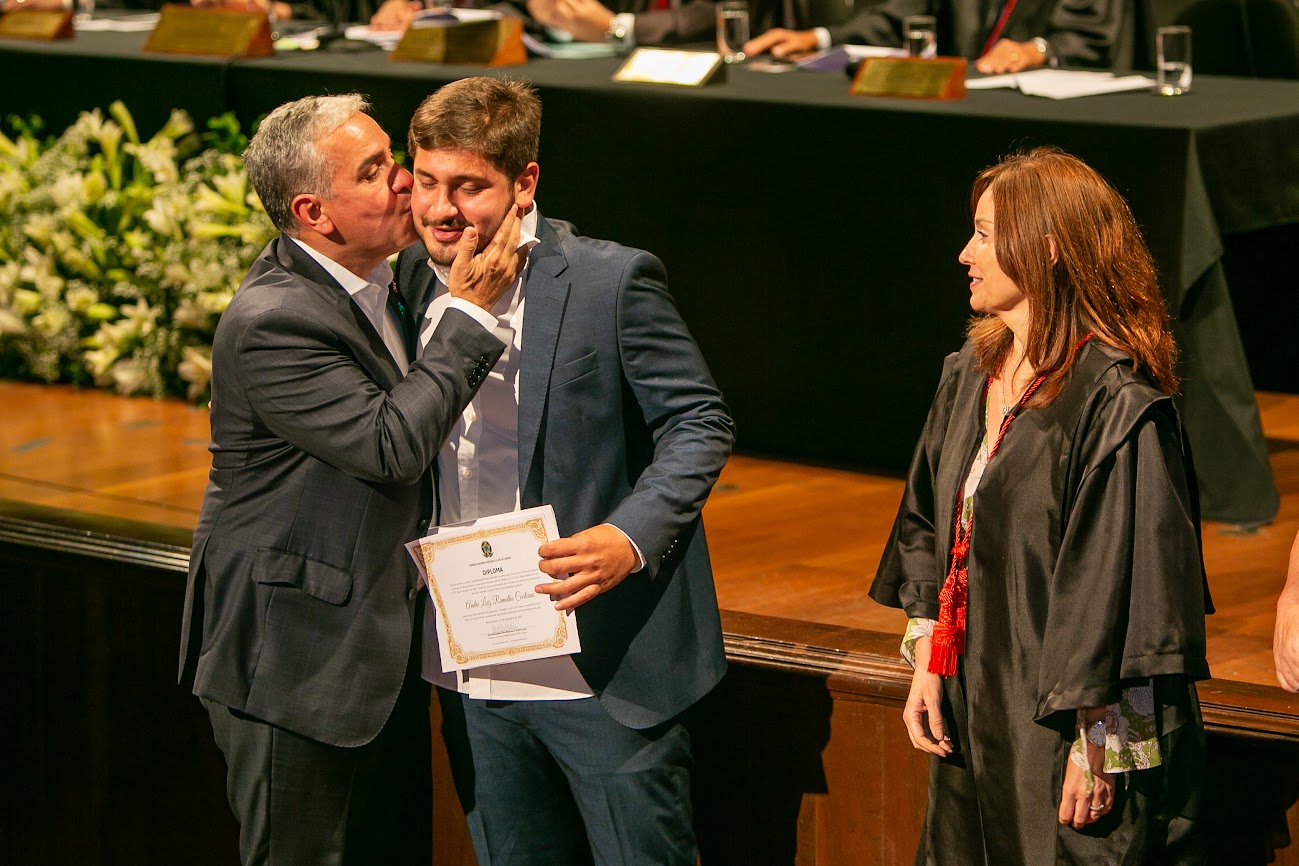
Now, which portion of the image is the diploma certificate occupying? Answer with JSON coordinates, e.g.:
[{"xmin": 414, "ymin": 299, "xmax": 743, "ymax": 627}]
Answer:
[{"xmin": 406, "ymin": 505, "xmax": 580, "ymax": 673}]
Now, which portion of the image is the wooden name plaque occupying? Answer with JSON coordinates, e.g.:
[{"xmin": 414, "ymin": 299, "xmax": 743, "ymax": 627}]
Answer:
[
  {"xmin": 0, "ymin": 8, "xmax": 74, "ymax": 40},
  {"xmin": 390, "ymin": 17, "xmax": 526, "ymax": 66},
  {"xmin": 143, "ymin": 4, "xmax": 274, "ymax": 58},
  {"xmin": 850, "ymin": 56, "xmax": 967, "ymax": 101}
]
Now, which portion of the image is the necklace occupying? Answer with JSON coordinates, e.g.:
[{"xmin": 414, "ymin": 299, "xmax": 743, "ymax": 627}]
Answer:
[
  {"xmin": 930, "ymin": 331, "xmax": 1095, "ymax": 677},
  {"xmin": 998, "ymin": 359, "xmax": 1032, "ymax": 416}
]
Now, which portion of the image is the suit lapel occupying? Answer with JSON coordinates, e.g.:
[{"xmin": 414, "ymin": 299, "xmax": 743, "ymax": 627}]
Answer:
[
  {"xmin": 397, "ymin": 246, "xmax": 440, "ymax": 322},
  {"xmin": 517, "ymin": 217, "xmax": 570, "ymax": 498},
  {"xmin": 275, "ymin": 236, "xmax": 405, "ymax": 388}
]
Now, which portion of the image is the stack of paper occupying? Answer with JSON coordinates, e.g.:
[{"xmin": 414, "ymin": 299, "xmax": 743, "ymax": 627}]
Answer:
[
  {"xmin": 75, "ymin": 13, "xmax": 160, "ymax": 32},
  {"xmin": 966, "ymin": 68, "xmax": 1156, "ymax": 99}
]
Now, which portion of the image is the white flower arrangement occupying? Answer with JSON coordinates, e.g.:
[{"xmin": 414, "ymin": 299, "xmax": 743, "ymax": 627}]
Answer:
[{"xmin": 0, "ymin": 102, "xmax": 275, "ymax": 403}]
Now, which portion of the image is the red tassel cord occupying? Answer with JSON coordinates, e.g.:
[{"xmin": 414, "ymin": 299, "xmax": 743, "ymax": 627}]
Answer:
[{"xmin": 927, "ymin": 333, "xmax": 1093, "ymax": 677}]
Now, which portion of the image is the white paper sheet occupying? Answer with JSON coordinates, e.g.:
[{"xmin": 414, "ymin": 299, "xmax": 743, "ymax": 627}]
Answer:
[
  {"xmin": 74, "ymin": 13, "xmax": 159, "ymax": 31},
  {"xmin": 966, "ymin": 68, "xmax": 1156, "ymax": 99}
]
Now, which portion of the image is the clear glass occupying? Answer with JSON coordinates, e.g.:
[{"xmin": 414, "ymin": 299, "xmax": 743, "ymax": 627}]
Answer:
[
  {"xmin": 903, "ymin": 14, "xmax": 937, "ymax": 58},
  {"xmin": 1157, "ymin": 25, "xmax": 1192, "ymax": 95},
  {"xmin": 716, "ymin": 1, "xmax": 749, "ymax": 64}
]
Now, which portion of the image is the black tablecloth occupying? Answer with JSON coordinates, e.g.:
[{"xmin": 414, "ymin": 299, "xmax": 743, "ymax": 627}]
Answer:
[{"xmin": 6, "ymin": 31, "xmax": 1296, "ymax": 523}]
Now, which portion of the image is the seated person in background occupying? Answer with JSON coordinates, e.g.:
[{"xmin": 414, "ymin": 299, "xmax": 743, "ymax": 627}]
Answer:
[
  {"xmin": 1, "ymin": 0, "xmax": 63, "ymax": 10},
  {"xmin": 190, "ymin": 0, "xmax": 382, "ymax": 24},
  {"xmin": 515, "ymin": 0, "xmax": 714, "ymax": 46},
  {"xmin": 3, "ymin": 0, "xmax": 162, "ymax": 11},
  {"xmin": 189, "ymin": 0, "xmax": 307, "ymax": 21},
  {"xmin": 743, "ymin": 0, "xmax": 1129, "ymax": 73},
  {"xmin": 370, "ymin": 0, "xmax": 793, "ymax": 48}
]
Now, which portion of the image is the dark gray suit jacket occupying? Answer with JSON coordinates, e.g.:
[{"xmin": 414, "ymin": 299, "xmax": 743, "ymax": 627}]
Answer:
[
  {"xmin": 179, "ymin": 236, "xmax": 504, "ymax": 748},
  {"xmin": 397, "ymin": 216, "xmax": 735, "ymax": 730},
  {"xmin": 828, "ymin": 0, "xmax": 1134, "ymax": 68}
]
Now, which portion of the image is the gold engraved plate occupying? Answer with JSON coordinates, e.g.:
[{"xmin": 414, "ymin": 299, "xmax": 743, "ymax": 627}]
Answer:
[
  {"xmin": 390, "ymin": 17, "xmax": 526, "ymax": 66},
  {"xmin": 850, "ymin": 56, "xmax": 967, "ymax": 100},
  {"xmin": 143, "ymin": 4, "xmax": 274, "ymax": 58},
  {"xmin": 0, "ymin": 8, "xmax": 74, "ymax": 40}
]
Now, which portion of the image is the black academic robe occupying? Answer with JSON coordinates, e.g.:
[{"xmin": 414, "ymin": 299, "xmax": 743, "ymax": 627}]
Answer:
[
  {"xmin": 870, "ymin": 339, "xmax": 1210, "ymax": 865},
  {"xmin": 497, "ymin": 0, "xmax": 808, "ymax": 45},
  {"xmin": 826, "ymin": 0, "xmax": 1135, "ymax": 69}
]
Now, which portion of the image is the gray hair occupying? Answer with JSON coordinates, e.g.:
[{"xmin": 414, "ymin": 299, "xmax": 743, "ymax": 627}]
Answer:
[{"xmin": 243, "ymin": 94, "xmax": 369, "ymax": 235}]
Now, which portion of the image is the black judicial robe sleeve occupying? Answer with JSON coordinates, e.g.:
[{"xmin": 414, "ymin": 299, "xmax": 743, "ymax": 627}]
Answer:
[
  {"xmin": 868, "ymin": 350, "xmax": 967, "ymax": 623},
  {"xmin": 1034, "ymin": 384, "xmax": 1212, "ymax": 719}
]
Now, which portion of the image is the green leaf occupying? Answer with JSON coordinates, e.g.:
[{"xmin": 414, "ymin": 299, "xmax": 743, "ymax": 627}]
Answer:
[{"xmin": 108, "ymin": 101, "xmax": 140, "ymax": 146}]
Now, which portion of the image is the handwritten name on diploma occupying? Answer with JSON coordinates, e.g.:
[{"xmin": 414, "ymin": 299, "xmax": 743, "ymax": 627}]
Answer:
[
  {"xmin": 406, "ymin": 504, "xmax": 581, "ymax": 672},
  {"xmin": 466, "ymin": 589, "xmax": 536, "ymax": 610}
]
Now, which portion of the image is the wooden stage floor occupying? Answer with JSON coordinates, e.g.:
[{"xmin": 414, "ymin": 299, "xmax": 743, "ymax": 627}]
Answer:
[{"xmin": 2, "ymin": 381, "xmax": 1296, "ymax": 690}]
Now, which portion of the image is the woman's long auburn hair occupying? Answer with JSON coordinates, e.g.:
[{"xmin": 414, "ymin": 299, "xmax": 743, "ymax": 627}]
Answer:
[{"xmin": 967, "ymin": 147, "xmax": 1178, "ymax": 405}]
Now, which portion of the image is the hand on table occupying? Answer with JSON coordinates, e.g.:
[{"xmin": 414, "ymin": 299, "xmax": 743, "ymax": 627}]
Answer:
[
  {"xmin": 369, "ymin": 0, "xmax": 420, "ymax": 31},
  {"xmin": 743, "ymin": 28, "xmax": 819, "ymax": 60},
  {"xmin": 527, "ymin": 0, "xmax": 614, "ymax": 42},
  {"xmin": 189, "ymin": 0, "xmax": 294, "ymax": 18},
  {"xmin": 974, "ymin": 38, "xmax": 1047, "ymax": 74},
  {"xmin": 2, "ymin": 0, "xmax": 67, "ymax": 11},
  {"xmin": 536, "ymin": 524, "xmax": 638, "ymax": 612}
]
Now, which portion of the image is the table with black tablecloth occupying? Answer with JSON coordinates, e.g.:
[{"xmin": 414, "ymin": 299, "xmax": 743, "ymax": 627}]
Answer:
[{"xmin": 6, "ymin": 31, "xmax": 1296, "ymax": 523}]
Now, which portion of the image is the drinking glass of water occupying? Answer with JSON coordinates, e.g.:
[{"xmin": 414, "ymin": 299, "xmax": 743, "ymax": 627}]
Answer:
[
  {"xmin": 903, "ymin": 14, "xmax": 937, "ymax": 58},
  {"xmin": 716, "ymin": 1, "xmax": 749, "ymax": 64},
  {"xmin": 1157, "ymin": 25, "xmax": 1192, "ymax": 95},
  {"xmin": 66, "ymin": 0, "xmax": 94, "ymax": 22}
]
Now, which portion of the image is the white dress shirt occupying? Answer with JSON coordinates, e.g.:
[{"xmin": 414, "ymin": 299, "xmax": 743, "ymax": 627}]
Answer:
[
  {"xmin": 289, "ymin": 236, "xmax": 410, "ymax": 373},
  {"xmin": 419, "ymin": 205, "xmax": 595, "ymax": 701}
]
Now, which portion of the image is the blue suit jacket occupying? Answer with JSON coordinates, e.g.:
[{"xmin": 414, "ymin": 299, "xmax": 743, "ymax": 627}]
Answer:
[{"xmin": 398, "ymin": 215, "xmax": 735, "ymax": 729}]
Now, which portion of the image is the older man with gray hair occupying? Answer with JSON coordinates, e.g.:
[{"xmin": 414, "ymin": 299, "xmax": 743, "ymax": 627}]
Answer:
[{"xmin": 178, "ymin": 93, "xmax": 524, "ymax": 865}]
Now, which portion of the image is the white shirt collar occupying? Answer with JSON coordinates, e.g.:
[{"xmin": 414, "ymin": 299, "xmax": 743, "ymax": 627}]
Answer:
[
  {"xmin": 428, "ymin": 202, "xmax": 541, "ymax": 287},
  {"xmin": 288, "ymin": 235, "xmax": 394, "ymax": 297}
]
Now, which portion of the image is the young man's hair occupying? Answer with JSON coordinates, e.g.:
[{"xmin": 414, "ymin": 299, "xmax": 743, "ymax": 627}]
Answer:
[{"xmin": 407, "ymin": 77, "xmax": 540, "ymax": 180}]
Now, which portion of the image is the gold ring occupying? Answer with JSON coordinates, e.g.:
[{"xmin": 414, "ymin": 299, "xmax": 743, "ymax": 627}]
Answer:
[{"xmin": 1009, "ymin": 52, "xmax": 1021, "ymax": 61}]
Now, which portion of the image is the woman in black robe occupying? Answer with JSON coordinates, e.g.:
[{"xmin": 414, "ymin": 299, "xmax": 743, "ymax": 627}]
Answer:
[{"xmin": 870, "ymin": 147, "xmax": 1210, "ymax": 864}]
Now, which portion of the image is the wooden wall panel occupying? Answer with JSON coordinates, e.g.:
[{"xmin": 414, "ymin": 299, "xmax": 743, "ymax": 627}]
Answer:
[
  {"xmin": 6, "ymin": 505, "xmax": 1299, "ymax": 865},
  {"xmin": 0, "ymin": 536, "xmax": 238, "ymax": 866}
]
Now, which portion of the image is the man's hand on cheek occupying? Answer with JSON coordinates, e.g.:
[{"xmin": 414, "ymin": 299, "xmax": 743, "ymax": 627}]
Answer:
[{"xmin": 447, "ymin": 206, "xmax": 524, "ymax": 310}]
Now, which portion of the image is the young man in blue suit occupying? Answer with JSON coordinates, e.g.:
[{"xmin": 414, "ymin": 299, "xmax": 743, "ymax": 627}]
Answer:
[
  {"xmin": 179, "ymin": 94, "xmax": 528, "ymax": 864},
  {"xmin": 397, "ymin": 77, "xmax": 735, "ymax": 865}
]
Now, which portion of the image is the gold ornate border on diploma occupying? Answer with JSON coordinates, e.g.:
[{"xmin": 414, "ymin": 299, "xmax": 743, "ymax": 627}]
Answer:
[{"xmin": 421, "ymin": 517, "xmax": 569, "ymax": 667}]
